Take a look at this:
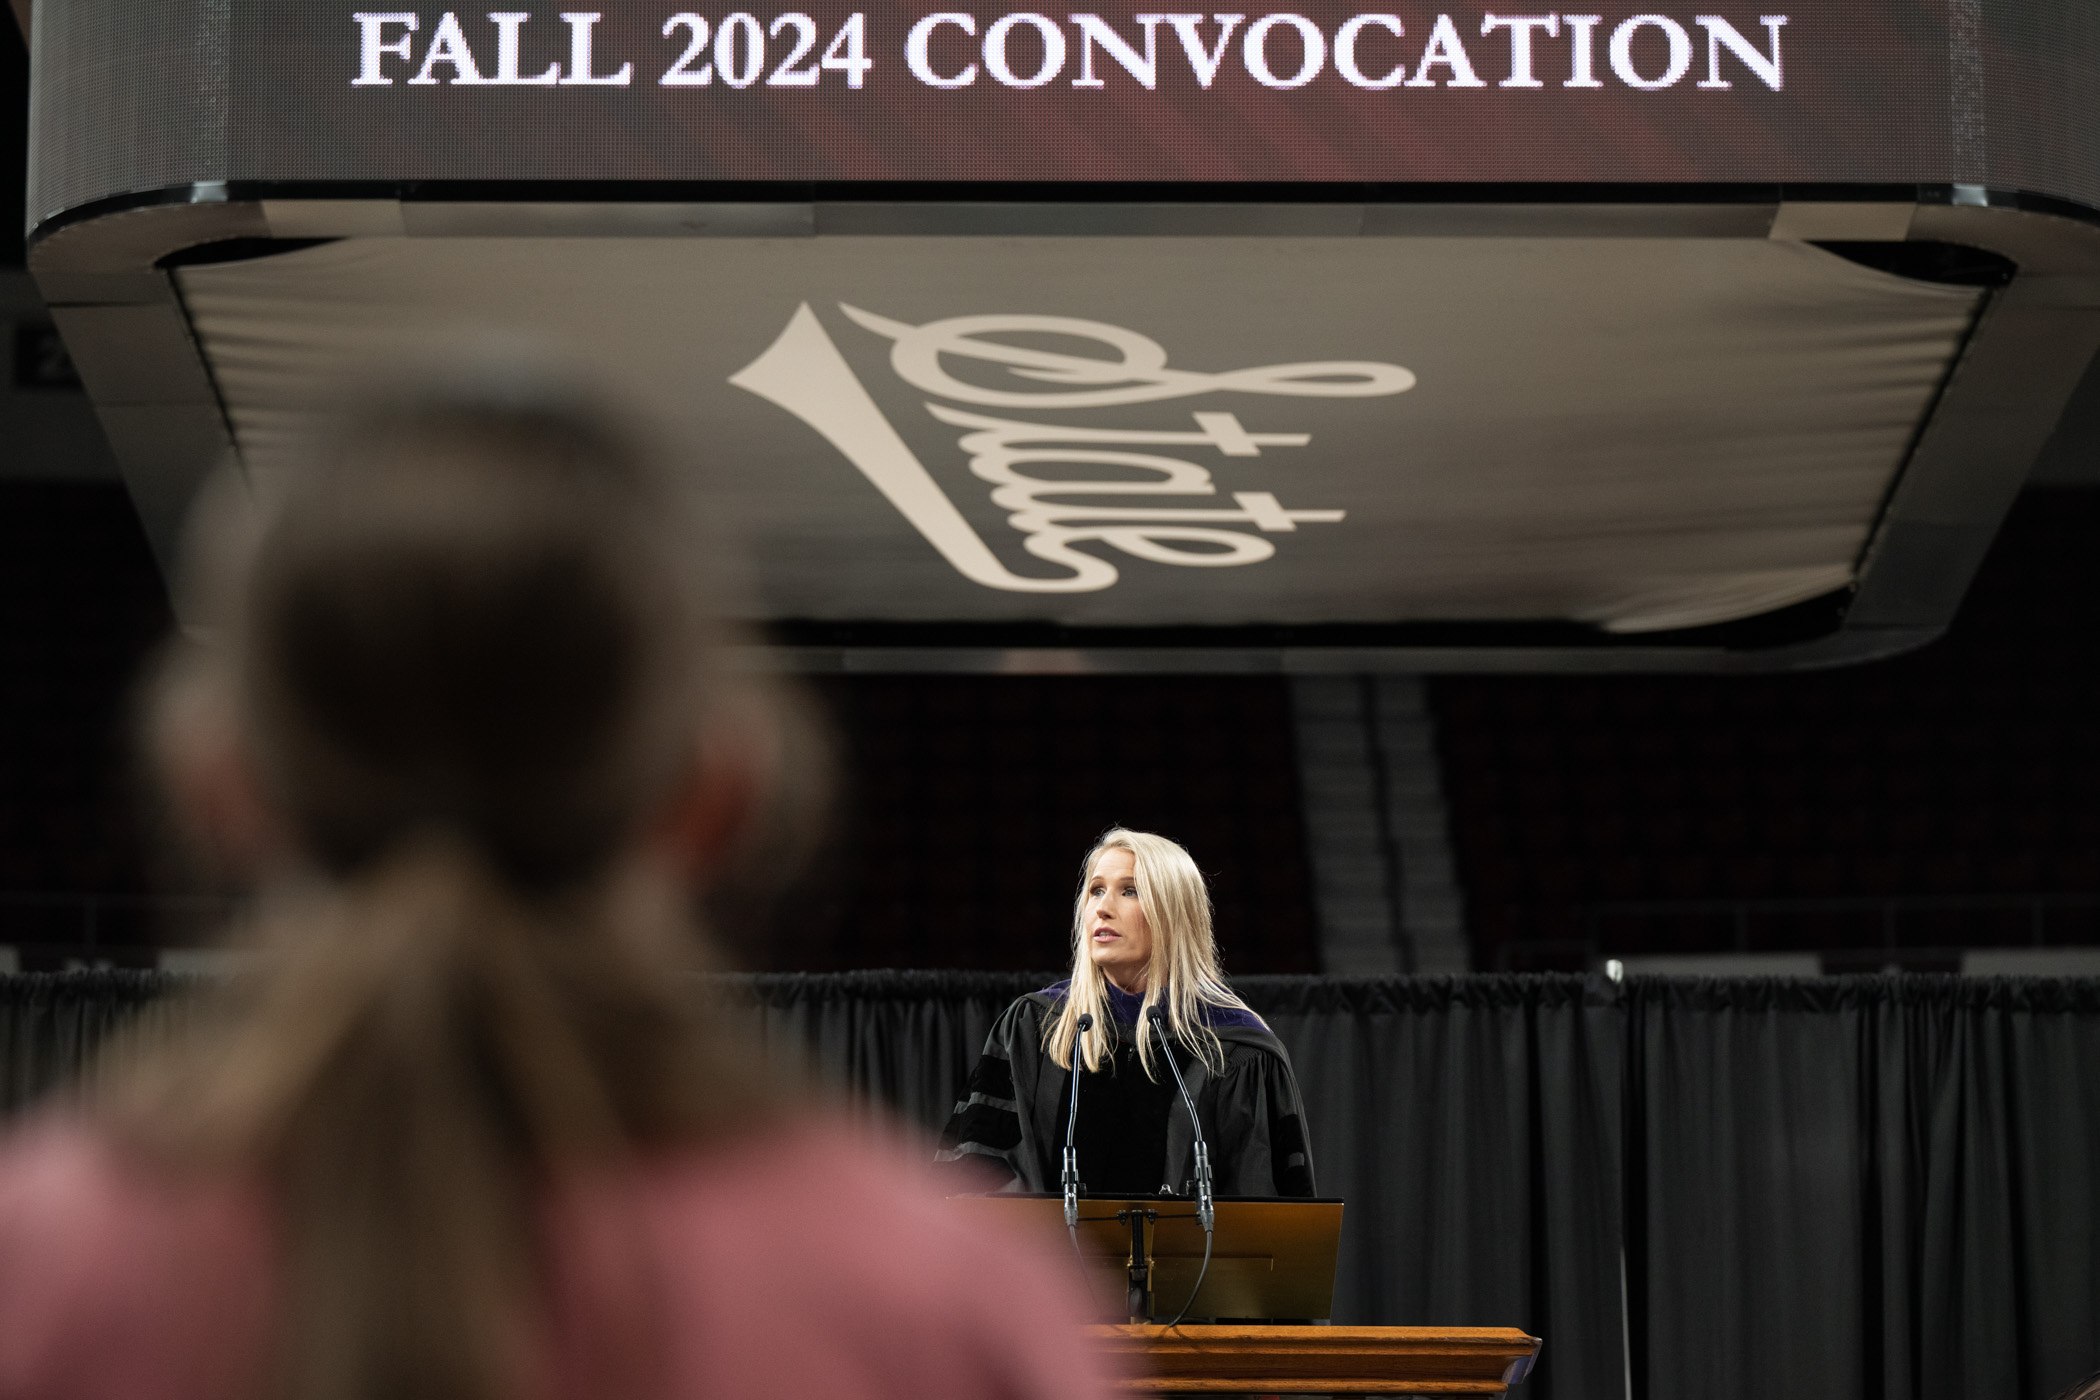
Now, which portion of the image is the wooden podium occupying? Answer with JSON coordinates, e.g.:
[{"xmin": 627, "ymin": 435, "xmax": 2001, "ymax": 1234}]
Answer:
[
  {"xmin": 948, "ymin": 1195, "xmax": 1542, "ymax": 1392},
  {"xmin": 1088, "ymin": 1323, "xmax": 1541, "ymax": 1394}
]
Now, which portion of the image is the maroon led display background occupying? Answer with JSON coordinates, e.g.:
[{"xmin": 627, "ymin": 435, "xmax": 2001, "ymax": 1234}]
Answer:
[
  {"xmin": 257, "ymin": 5, "xmax": 1934, "ymax": 184},
  {"xmin": 29, "ymin": 3, "xmax": 2100, "ymax": 224}
]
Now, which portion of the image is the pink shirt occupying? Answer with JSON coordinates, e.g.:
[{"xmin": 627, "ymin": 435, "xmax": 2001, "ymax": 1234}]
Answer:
[{"xmin": 0, "ymin": 1116, "xmax": 1114, "ymax": 1400}]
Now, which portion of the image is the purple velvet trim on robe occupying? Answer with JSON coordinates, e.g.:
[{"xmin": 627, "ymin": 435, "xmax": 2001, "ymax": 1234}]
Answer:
[{"xmin": 1039, "ymin": 979, "xmax": 1265, "ymax": 1029}]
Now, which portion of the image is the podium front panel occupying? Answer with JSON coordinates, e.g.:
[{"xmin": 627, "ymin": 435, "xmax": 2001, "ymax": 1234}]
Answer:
[{"xmin": 947, "ymin": 1194, "xmax": 1343, "ymax": 1322}]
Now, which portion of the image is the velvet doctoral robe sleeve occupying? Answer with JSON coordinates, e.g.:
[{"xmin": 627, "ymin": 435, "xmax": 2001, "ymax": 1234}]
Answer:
[
  {"xmin": 1201, "ymin": 1030, "xmax": 1319, "ymax": 1198},
  {"xmin": 934, "ymin": 994, "xmax": 1060, "ymax": 1192},
  {"xmin": 934, "ymin": 995, "xmax": 1320, "ymax": 1200}
]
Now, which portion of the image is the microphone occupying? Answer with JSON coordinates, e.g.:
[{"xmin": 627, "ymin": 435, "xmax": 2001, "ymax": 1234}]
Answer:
[
  {"xmin": 1147, "ymin": 1004, "xmax": 1214, "ymax": 1232},
  {"xmin": 1149, "ymin": 1003, "xmax": 1215, "ymax": 1326},
  {"xmin": 1063, "ymin": 1011, "xmax": 1094, "ymax": 1230}
]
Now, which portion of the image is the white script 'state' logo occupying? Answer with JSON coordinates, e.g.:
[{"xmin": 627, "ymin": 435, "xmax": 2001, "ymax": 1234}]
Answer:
[{"xmin": 730, "ymin": 304, "xmax": 1415, "ymax": 593}]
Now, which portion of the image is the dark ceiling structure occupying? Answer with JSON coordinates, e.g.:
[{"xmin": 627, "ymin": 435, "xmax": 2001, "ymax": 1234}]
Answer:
[{"xmin": 24, "ymin": 2, "xmax": 2100, "ymax": 672}]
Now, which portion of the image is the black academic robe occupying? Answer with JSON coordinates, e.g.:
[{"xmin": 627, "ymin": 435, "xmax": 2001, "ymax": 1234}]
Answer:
[{"xmin": 935, "ymin": 983, "xmax": 1317, "ymax": 1198}]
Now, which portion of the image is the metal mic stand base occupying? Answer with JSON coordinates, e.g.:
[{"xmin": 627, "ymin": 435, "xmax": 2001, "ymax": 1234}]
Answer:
[{"xmin": 1116, "ymin": 1208, "xmax": 1157, "ymax": 1323}]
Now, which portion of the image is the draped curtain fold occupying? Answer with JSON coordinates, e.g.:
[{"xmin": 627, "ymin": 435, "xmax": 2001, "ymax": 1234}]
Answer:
[
  {"xmin": 1627, "ymin": 978, "xmax": 2100, "ymax": 1400},
  {"xmin": 4, "ymin": 970, "xmax": 2096, "ymax": 1400}
]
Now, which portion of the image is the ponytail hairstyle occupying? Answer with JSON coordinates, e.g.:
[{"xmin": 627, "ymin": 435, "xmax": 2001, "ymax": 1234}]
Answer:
[
  {"xmin": 1044, "ymin": 828, "xmax": 1260, "ymax": 1080},
  {"xmin": 121, "ymin": 382, "xmax": 802, "ymax": 1400}
]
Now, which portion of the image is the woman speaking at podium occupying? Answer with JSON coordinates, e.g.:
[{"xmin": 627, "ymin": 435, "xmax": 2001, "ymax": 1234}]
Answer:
[{"xmin": 938, "ymin": 829, "xmax": 1316, "ymax": 1200}]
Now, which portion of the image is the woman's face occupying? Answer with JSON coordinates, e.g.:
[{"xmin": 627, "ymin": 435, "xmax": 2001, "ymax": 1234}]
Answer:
[{"xmin": 1083, "ymin": 847, "xmax": 1153, "ymax": 994}]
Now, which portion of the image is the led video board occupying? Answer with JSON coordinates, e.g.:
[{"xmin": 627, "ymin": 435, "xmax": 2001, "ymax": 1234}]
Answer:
[{"xmin": 33, "ymin": 3, "xmax": 2100, "ymax": 219}]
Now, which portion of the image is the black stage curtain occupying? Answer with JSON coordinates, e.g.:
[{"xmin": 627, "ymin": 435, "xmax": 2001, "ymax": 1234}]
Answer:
[
  {"xmin": 1627, "ymin": 977, "xmax": 2100, "ymax": 1400},
  {"xmin": 3, "ymin": 971, "xmax": 2098, "ymax": 1400}
]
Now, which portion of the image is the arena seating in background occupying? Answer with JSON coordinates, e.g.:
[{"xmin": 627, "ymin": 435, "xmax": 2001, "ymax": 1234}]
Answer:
[
  {"xmin": 778, "ymin": 675, "xmax": 1321, "ymax": 974},
  {"xmin": 1433, "ymin": 487, "xmax": 2100, "ymax": 972},
  {"xmin": 0, "ymin": 484, "xmax": 171, "ymax": 968},
  {"xmin": 0, "ymin": 480, "xmax": 1322, "ymax": 973},
  {"xmin": 11, "ymin": 473, "xmax": 2100, "ymax": 978}
]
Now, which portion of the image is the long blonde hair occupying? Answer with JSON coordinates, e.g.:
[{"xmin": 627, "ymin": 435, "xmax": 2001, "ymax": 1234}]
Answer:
[
  {"xmin": 1044, "ymin": 828, "xmax": 1259, "ymax": 1080},
  {"xmin": 118, "ymin": 386, "xmax": 803, "ymax": 1400}
]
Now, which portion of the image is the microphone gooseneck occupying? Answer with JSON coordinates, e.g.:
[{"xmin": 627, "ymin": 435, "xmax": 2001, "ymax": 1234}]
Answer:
[
  {"xmin": 1063, "ymin": 1011, "xmax": 1094, "ymax": 1231},
  {"xmin": 1062, "ymin": 1011, "xmax": 1100, "ymax": 1313},
  {"xmin": 1148, "ymin": 1002, "xmax": 1216, "ymax": 1327},
  {"xmin": 1147, "ymin": 1004, "xmax": 1215, "ymax": 1232}
]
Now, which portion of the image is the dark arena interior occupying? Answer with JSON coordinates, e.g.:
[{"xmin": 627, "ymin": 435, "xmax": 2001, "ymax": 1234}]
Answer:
[
  {"xmin": 4, "ymin": 5, "xmax": 2100, "ymax": 1400},
  {"xmin": 14, "ymin": 486, "xmax": 2100, "ymax": 979}
]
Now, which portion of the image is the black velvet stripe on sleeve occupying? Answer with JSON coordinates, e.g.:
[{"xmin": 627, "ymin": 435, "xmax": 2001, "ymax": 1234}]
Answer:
[
  {"xmin": 936, "ymin": 1051, "xmax": 1024, "ymax": 1159},
  {"xmin": 938, "ymin": 1100, "xmax": 1022, "ymax": 1153},
  {"xmin": 1271, "ymin": 1111, "xmax": 1315, "ymax": 1197},
  {"xmin": 963, "ymin": 1050, "xmax": 1015, "ymax": 1103}
]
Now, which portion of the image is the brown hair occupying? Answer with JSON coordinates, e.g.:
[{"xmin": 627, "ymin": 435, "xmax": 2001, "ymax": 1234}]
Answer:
[
  {"xmin": 124, "ymin": 386, "xmax": 791, "ymax": 1400},
  {"xmin": 2056, "ymin": 1373, "xmax": 2100, "ymax": 1400}
]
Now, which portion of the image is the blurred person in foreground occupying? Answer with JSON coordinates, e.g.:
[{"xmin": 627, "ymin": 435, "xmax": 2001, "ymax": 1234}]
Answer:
[{"xmin": 0, "ymin": 385, "xmax": 1111, "ymax": 1400}]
